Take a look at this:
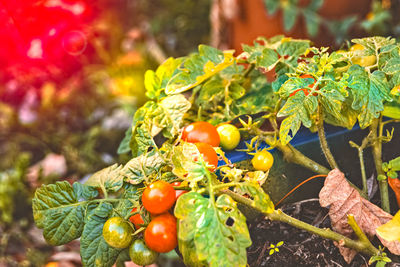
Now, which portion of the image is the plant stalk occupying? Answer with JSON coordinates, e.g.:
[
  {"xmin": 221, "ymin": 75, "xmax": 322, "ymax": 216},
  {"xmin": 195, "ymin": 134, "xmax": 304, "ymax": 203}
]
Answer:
[
  {"xmin": 317, "ymin": 103, "xmax": 339, "ymax": 170},
  {"xmin": 221, "ymin": 189, "xmax": 379, "ymax": 258},
  {"xmin": 370, "ymin": 117, "xmax": 390, "ymax": 212},
  {"xmin": 264, "ymin": 135, "xmax": 330, "ymax": 174},
  {"xmin": 349, "ymin": 130, "xmax": 373, "ymax": 198}
]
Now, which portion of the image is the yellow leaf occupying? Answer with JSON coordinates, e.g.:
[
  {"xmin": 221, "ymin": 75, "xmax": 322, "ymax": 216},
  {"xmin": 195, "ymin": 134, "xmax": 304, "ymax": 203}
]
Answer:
[{"xmin": 376, "ymin": 211, "xmax": 400, "ymax": 242}]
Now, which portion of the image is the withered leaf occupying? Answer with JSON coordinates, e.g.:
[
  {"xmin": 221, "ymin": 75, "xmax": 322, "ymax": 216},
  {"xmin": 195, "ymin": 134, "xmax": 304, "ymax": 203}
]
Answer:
[{"xmin": 319, "ymin": 169, "xmax": 400, "ymax": 263}]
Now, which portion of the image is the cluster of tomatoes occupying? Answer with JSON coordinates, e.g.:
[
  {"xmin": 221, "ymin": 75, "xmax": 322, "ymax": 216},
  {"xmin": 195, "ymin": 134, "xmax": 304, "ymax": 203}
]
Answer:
[
  {"xmin": 102, "ymin": 180, "xmax": 187, "ymax": 265},
  {"xmin": 101, "ymin": 121, "xmax": 274, "ymax": 265}
]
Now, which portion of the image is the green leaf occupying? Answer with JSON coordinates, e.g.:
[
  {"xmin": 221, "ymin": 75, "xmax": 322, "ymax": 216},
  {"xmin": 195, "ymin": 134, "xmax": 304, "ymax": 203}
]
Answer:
[
  {"xmin": 129, "ymin": 95, "xmax": 190, "ymax": 156},
  {"xmin": 179, "ymin": 239, "xmax": 207, "ymax": 267},
  {"xmin": 352, "ymin": 36, "xmax": 395, "ymax": 56},
  {"xmin": 120, "ymin": 152, "xmax": 165, "ymax": 184},
  {"xmin": 382, "ymin": 58, "xmax": 400, "ymax": 75},
  {"xmin": 196, "ymin": 75, "xmax": 245, "ymax": 112},
  {"xmin": 85, "ymin": 164, "xmax": 124, "ymax": 193},
  {"xmin": 145, "ymin": 57, "xmax": 184, "ymax": 99},
  {"xmin": 80, "ymin": 203, "xmax": 120, "ymax": 267},
  {"xmin": 347, "ymin": 66, "xmax": 392, "ymax": 128},
  {"xmin": 129, "ymin": 101, "xmax": 158, "ymax": 156},
  {"xmin": 388, "ymin": 156, "xmax": 400, "ymax": 171},
  {"xmin": 113, "ymin": 184, "xmax": 141, "ymax": 218},
  {"xmin": 32, "ymin": 181, "xmax": 87, "ymax": 245},
  {"xmin": 303, "ymin": 9, "xmax": 320, "ymax": 37},
  {"xmin": 233, "ymin": 76, "xmax": 277, "ymax": 115},
  {"xmin": 242, "ymin": 44, "xmax": 279, "ymax": 70},
  {"xmin": 166, "ymin": 46, "xmax": 235, "ymax": 94},
  {"xmin": 320, "ymin": 82, "xmax": 347, "ymax": 123},
  {"xmin": 277, "ymin": 38, "xmax": 310, "ymax": 57},
  {"xmin": 117, "ymin": 127, "xmax": 132, "ymax": 154},
  {"xmin": 172, "ymin": 142, "xmax": 207, "ymax": 187},
  {"xmin": 278, "ymin": 93, "xmax": 316, "ymax": 144},
  {"xmin": 155, "ymin": 94, "xmax": 191, "ymax": 138},
  {"xmin": 175, "ymin": 192, "xmax": 251, "ymax": 267},
  {"xmin": 282, "ymin": 3, "xmax": 298, "ymax": 32},
  {"xmin": 239, "ymin": 182, "xmax": 274, "ymax": 213},
  {"xmin": 73, "ymin": 182, "xmax": 99, "ymax": 200},
  {"xmin": 326, "ymin": 16, "xmax": 357, "ymax": 45},
  {"xmin": 263, "ymin": 0, "xmax": 280, "ymax": 15}
]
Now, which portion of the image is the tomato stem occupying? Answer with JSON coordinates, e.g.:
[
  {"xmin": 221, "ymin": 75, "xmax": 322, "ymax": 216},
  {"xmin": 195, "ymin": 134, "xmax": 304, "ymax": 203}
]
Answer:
[
  {"xmin": 349, "ymin": 130, "xmax": 374, "ymax": 198},
  {"xmin": 370, "ymin": 117, "xmax": 390, "ymax": 212},
  {"xmin": 317, "ymin": 102, "xmax": 339, "ymax": 170}
]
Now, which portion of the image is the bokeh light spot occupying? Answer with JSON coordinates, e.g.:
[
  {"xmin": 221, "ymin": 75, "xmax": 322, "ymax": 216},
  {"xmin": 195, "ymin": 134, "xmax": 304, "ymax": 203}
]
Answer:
[
  {"xmin": 62, "ymin": 30, "xmax": 87, "ymax": 56},
  {"xmin": 27, "ymin": 39, "xmax": 44, "ymax": 59}
]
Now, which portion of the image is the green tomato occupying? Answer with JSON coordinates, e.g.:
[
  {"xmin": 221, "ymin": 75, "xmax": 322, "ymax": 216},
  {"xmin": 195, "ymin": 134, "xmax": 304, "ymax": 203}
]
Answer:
[
  {"xmin": 102, "ymin": 217, "xmax": 133, "ymax": 249},
  {"xmin": 129, "ymin": 239, "xmax": 159, "ymax": 266},
  {"xmin": 216, "ymin": 124, "xmax": 241, "ymax": 150}
]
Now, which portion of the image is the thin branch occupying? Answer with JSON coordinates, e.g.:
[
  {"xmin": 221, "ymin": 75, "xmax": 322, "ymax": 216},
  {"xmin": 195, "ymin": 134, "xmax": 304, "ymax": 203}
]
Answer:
[{"xmin": 317, "ymin": 102, "xmax": 339, "ymax": 170}]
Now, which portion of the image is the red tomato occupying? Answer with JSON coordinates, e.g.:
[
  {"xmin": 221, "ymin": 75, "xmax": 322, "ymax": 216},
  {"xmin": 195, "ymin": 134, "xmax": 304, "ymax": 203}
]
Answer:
[
  {"xmin": 171, "ymin": 181, "xmax": 188, "ymax": 200},
  {"xmin": 142, "ymin": 181, "xmax": 176, "ymax": 214},
  {"xmin": 289, "ymin": 74, "xmax": 318, "ymax": 97},
  {"xmin": 144, "ymin": 213, "xmax": 177, "ymax": 253},
  {"xmin": 129, "ymin": 207, "xmax": 145, "ymax": 229},
  {"xmin": 195, "ymin": 142, "xmax": 219, "ymax": 171},
  {"xmin": 182, "ymin": 121, "xmax": 220, "ymax": 147}
]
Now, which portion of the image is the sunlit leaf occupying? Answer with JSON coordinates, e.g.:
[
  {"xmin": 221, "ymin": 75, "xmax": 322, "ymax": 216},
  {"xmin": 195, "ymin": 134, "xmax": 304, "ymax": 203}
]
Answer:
[
  {"xmin": 166, "ymin": 46, "xmax": 235, "ymax": 94},
  {"xmin": 85, "ymin": 164, "xmax": 124, "ymax": 193},
  {"xmin": 32, "ymin": 181, "xmax": 90, "ymax": 245},
  {"xmin": 120, "ymin": 153, "xmax": 165, "ymax": 184},
  {"xmin": 175, "ymin": 192, "xmax": 251, "ymax": 267}
]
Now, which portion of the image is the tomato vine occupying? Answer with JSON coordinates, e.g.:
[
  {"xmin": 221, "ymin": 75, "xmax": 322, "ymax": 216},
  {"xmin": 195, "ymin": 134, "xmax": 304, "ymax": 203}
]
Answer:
[{"xmin": 32, "ymin": 35, "xmax": 400, "ymax": 266}]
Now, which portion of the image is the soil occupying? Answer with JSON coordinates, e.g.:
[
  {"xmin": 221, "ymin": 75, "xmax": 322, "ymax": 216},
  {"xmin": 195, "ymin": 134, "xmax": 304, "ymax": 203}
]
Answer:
[{"xmin": 246, "ymin": 199, "xmax": 400, "ymax": 267}]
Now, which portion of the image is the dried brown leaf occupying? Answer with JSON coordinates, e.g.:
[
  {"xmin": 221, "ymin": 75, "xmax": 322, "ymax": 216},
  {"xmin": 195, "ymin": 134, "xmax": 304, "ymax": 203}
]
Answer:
[{"xmin": 319, "ymin": 169, "xmax": 400, "ymax": 263}]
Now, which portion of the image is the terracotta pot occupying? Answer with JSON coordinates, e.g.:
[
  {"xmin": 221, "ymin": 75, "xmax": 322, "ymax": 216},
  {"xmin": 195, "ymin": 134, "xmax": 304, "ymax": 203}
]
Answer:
[{"xmin": 230, "ymin": 0, "xmax": 372, "ymax": 52}]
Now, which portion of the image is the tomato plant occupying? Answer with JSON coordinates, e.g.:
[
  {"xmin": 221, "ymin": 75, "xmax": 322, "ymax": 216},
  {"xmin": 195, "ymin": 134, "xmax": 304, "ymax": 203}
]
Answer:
[
  {"xmin": 217, "ymin": 124, "xmax": 241, "ymax": 150},
  {"xmin": 32, "ymin": 36, "xmax": 400, "ymax": 267},
  {"xmin": 142, "ymin": 181, "xmax": 176, "ymax": 214},
  {"xmin": 102, "ymin": 217, "xmax": 133, "ymax": 249},
  {"xmin": 251, "ymin": 150, "xmax": 274, "ymax": 172},
  {"xmin": 182, "ymin": 121, "xmax": 220, "ymax": 147},
  {"xmin": 144, "ymin": 213, "xmax": 178, "ymax": 253},
  {"xmin": 129, "ymin": 239, "xmax": 159, "ymax": 266}
]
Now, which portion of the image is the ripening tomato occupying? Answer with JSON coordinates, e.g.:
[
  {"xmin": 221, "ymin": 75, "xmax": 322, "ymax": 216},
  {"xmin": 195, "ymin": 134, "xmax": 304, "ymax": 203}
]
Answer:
[
  {"xmin": 171, "ymin": 181, "xmax": 188, "ymax": 200},
  {"xmin": 350, "ymin": 44, "xmax": 376, "ymax": 67},
  {"xmin": 144, "ymin": 213, "xmax": 178, "ymax": 253},
  {"xmin": 289, "ymin": 74, "xmax": 317, "ymax": 97},
  {"xmin": 102, "ymin": 217, "xmax": 133, "ymax": 249},
  {"xmin": 182, "ymin": 121, "xmax": 220, "ymax": 147},
  {"xmin": 217, "ymin": 124, "xmax": 241, "ymax": 150},
  {"xmin": 195, "ymin": 142, "xmax": 219, "ymax": 171},
  {"xmin": 251, "ymin": 150, "xmax": 274, "ymax": 171},
  {"xmin": 129, "ymin": 239, "xmax": 159, "ymax": 266},
  {"xmin": 129, "ymin": 207, "xmax": 145, "ymax": 229},
  {"xmin": 142, "ymin": 181, "xmax": 176, "ymax": 215}
]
